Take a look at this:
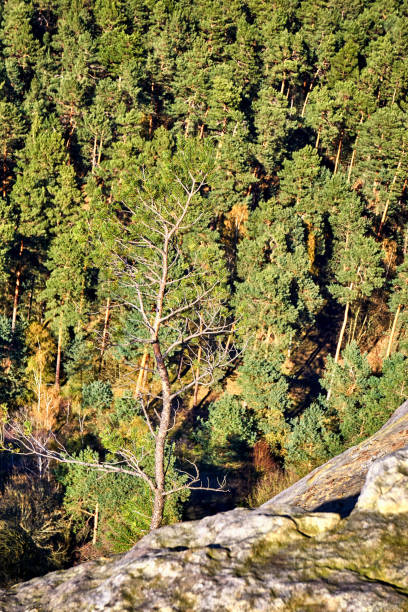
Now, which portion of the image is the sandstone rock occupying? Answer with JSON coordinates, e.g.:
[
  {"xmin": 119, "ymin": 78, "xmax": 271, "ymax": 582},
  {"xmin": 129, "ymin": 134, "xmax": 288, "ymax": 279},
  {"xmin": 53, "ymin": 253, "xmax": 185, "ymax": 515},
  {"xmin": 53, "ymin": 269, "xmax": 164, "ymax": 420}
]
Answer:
[
  {"xmin": 263, "ymin": 399, "xmax": 408, "ymax": 515},
  {"xmin": 0, "ymin": 501, "xmax": 407, "ymax": 611},
  {"xmin": 356, "ymin": 445, "xmax": 408, "ymax": 514}
]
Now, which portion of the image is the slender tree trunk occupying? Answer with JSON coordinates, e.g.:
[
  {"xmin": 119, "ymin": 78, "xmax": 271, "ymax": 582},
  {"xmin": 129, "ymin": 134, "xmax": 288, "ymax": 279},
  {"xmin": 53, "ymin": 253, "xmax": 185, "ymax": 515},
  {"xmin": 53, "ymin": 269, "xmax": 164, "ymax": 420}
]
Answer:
[
  {"xmin": 347, "ymin": 146, "xmax": 357, "ymax": 184},
  {"xmin": 92, "ymin": 134, "xmax": 97, "ymax": 170},
  {"xmin": 315, "ymin": 126, "xmax": 321, "ymax": 149},
  {"xmin": 378, "ymin": 158, "xmax": 403, "ymax": 236},
  {"xmin": 99, "ymin": 297, "xmax": 111, "ymax": 372},
  {"xmin": 327, "ymin": 299, "xmax": 350, "ymax": 402},
  {"xmin": 225, "ymin": 323, "xmax": 235, "ymax": 352},
  {"xmin": 193, "ymin": 326, "xmax": 203, "ymax": 408},
  {"xmin": 55, "ymin": 319, "xmax": 63, "ymax": 389},
  {"xmin": 334, "ymin": 301, "xmax": 350, "ymax": 364},
  {"xmin": 142, "ymin": 355, "xmax": 150, "ymax": 391},
  {"xmin": 334, "ymin": 134, "xmax": 343, "ymax": 175},
  {"xmin": 347, "ymin": 116, "xmax": 364, "ymax": 184},
  {"xmin": 301, "ymin": 90, "xmax": 310, "ymax": 118},
  {"xmin": 26, "ymin": 276, "xmax": 35, "ymax": 323},
  {"xmin": 150, "ymin": 340, "xmax": 172, "ymax": 530},
  {"xmin": 350, "ymin": 305, "xmax": 360, "ymax": 343},
  {"xmin": 264, "ymin": 326, "xmax": 272, "ymax": 354},
  {"xmin": 11, "ymin": 240, "xmax": 24, "ymax": 333},
  {"xmin": 92, "ymin": 502, "xmax": 99, "ymax": 546},
  {"xmin": 386, "ymin": 304, "xmax": 401, "ymax": 359},
  {"xmin": 135, "ymin": 346, "xmax": 149, "ymax": 397},
  {"xmin": 2, "ymin": 143, "xmax": 8, "ymax": 197},
  {"xmin": 97, "ymin": 135, "xmax": 103, "ymax": 165}
]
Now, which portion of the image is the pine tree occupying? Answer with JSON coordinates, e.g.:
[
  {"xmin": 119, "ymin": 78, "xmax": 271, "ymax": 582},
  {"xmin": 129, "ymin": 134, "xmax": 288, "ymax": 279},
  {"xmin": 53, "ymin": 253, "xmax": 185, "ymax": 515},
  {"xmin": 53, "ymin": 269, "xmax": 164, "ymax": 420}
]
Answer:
[
  {"xmin": 353, "ymin": 107, "xmax": 408, "ymax": 233},
  {"xmin": 328, "ymin": 185, "xmax": 384, "ymax": 382},
  {"xmin": 1, "ymin": 0, "xmax": 40, "ymax": 95},
  {"xmin": 386, "ymin": 258, "xmax": 408, "ymax": 358},
  {"xmin": 235, "ymin": 198, "xmax": 322, "ymax": 354}
]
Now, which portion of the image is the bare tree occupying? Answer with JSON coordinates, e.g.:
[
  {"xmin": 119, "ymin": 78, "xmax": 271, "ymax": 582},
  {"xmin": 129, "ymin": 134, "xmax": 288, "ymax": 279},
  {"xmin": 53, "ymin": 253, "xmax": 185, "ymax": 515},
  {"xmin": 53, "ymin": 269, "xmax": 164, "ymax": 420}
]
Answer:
[{"xmin": 7, "ymin": 165, "xmax": 235, "ymax": 531}]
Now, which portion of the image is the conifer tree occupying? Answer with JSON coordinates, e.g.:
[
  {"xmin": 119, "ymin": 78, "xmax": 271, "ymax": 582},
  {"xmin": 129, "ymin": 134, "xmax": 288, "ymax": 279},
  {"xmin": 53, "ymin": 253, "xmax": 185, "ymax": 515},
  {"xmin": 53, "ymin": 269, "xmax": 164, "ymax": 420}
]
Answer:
[
  {"xmin": 386, "ymin": 258, "xmax": 408, "ymax": 358},
  {"xmin": 1, "ymin": 0, "xmax": 40, "ymax": 95},
  {"xmin": 328, "ymin": 187, "xmax": 384, "ymax": 390}
]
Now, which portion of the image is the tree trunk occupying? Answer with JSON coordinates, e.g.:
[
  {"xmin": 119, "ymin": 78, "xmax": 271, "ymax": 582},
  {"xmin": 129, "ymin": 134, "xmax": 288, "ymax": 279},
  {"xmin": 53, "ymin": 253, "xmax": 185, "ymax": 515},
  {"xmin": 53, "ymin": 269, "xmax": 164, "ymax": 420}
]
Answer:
[
  {"xmin": 97, "ymin": 135, "xmax": 103, "ymax": 165},
  {"xmin": 55, "ymin": 319, "xmax": 63, "ymax": 389},
  {"xmin": 193, "ymin": 345, "xmax": 202, "ymax": 407},
  {"xmin": 91, "ymin": 134, "xmax": 97, "ymax": 170},
  {"xmin": 150, "ymin": 339, "xmax": 172, "ymax": 530},
  {"xmin": 301, "ymin": 90, "xmax": 310, "ymax": 118},
  {"xmin": 334, "ymin": 134, "xmax": 343, "ymax": 175},
  {"xmin": 327, "ymin": 300, "xmax": 350, "ymax": 402},
  {"xmin": 334, "ymin": 300, "xmax": 350, "ymax": 364},
  {"xmin": 99, "ymin": 297, "xmax": 111, "ymax": 372},
  {"xmin": 193, "ymin": 318, "xmax": 203, "ymax": 407},
  {"xmin": 135, "ymin": 346, "xmax": 149, "ymax": 397},
  {"xmin": 26, "ymin": 276, "xmax": 35, "ymax": 323},
  {"xmin": 350, "ymin": 305, "xmax": 360, "ymax": 343},
  {"xmin": 11, "ymin": 240, "xmax": 24, "ymax": 333},
  {"xmin": 347, "ymin": 146, "xmax": 357, "ymax": 184},
  {"xmin": 2, "ymin": 143, "xmax": 8, "ymax": 197},
  {"xmin": 378, "ymin": 158, "xmax": 403, "ymax": 236},
  {"xmin": 92, "ymin": 502, "xmax": 99, "ymax": 546},
  {"xmin": 315, "ymin": 126, "xmax": 321, "ymax": 149},
  {"xmin": 225, "ymin": 323, "xmax": 235, "ymax": 352},
  {"xmin": 386, "ymin": 304, "xmax": 401, "ymax": 359},
  {"xmin": 151, "ymin": 489, "xmax": 165, "ymax": 531}
]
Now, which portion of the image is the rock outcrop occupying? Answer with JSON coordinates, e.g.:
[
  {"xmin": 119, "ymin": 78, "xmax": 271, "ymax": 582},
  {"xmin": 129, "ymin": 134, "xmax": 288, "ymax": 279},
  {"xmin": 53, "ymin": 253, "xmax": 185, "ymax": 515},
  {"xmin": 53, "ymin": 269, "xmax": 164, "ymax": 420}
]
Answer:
[
  {"xmin": 264, "ymin": 399, "xmax": 408, "ymax": 515},
  {"xmin": 2, "ymin": 403, "xmax": 408, "ymax": 611}
]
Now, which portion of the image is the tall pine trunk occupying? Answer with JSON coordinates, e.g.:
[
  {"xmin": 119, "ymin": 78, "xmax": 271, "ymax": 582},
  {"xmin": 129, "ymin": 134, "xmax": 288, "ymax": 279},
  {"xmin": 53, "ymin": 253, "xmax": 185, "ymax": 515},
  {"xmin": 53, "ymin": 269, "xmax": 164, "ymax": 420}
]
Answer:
[
  {"xmin": 386, "ymin": 304, "xmax": 401, "ymax": 359},
  {"xmin": 327, "ymin": 299, "xmax": 350, "ymax": 402},
  {"xmin": 150, "ymin": 340, "xmax": 172, "ymax": 530},
  {"xmin": 55, "ymin": 319, "xmax": 63, "ymax": 389},
  {"xmin": 99, "ymin": 297, "xmax": 111, "ymax": 372},
  {"xmin": 11, "ymin": 240, "xmax": 24, "ymax": 333},
  {"xmin": 135, "ymin": 346, "xmax": 149, "ymax": 397},
  {"xmin": 378, "ymin": 158, "xmax": 403, "ymax": 236},
  {"xmin": 334, "ymin": 134, "xmax": 343, "ymax": 175}
]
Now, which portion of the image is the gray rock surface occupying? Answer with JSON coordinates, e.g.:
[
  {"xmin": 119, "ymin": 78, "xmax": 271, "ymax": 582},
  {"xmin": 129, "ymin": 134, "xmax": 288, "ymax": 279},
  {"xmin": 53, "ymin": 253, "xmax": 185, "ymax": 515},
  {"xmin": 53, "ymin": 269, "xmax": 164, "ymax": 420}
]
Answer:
[
  {"xmin": 263, "ymin": 399, "xmax": 408, "ymax": 515},
  {"xmin": 356, "ymin": 445, "xmax": 408, "ymax": 514},
  {"xmin": 2, "ymin": 409, "xmax": 408, "ymax": 610}
]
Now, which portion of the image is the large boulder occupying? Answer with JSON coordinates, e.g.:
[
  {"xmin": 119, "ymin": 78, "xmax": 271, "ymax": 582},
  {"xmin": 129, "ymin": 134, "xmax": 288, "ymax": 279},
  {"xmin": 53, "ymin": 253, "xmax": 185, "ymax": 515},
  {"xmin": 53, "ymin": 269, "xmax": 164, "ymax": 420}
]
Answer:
[
  {"xmin": 263, "ymin": 399, "xmax": 408, "ymax": 516},
  {"xmin": 356, "ymin": 446, "xmax": 408, "ymax": 514},
  {"xmin": 2, "ymin": 403, "xmax": 408, "ymax": 610}
]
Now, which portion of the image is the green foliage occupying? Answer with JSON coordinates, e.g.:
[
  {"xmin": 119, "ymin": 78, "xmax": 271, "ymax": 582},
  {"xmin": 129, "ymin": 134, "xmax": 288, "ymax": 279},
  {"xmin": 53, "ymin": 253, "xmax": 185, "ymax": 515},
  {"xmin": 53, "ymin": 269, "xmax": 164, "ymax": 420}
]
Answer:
[
  {"xmin": 285, "ymin": 403, "xmax": 342, "ymax": 476},
  {"xmin": 199, "ymin": 394, "xmax": 257, "ymax": 463},
  {"xmin": 238, "ymin": 351, "xmax": 291, "ymax": 454},
  {"xmin": 0, "ymin": 316, "xmax": 27, "ymax": 403},
  {"xmin": 60, "ymin": 443, "xmax": 188, "ymax": 552},
  {"xmin": 322, "ymin": 342, "xmax": 408, "ymax": 446},
  {"xmin": 82, "ymin": 381, "xmax": 113, "ymax": 413}
]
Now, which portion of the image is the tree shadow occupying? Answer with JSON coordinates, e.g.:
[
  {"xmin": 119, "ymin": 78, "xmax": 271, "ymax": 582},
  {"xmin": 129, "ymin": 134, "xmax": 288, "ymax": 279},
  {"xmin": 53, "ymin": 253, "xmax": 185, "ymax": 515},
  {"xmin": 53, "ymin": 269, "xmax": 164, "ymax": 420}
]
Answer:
[{"xmin": 313, "ymin": 494, "xmax": 359, "ymax": 518}]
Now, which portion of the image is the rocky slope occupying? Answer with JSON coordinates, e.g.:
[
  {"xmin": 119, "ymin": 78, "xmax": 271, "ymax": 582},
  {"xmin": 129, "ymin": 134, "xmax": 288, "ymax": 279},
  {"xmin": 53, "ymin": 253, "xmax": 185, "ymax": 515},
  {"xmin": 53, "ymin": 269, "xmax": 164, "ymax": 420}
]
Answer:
[
  {"xmin": 264, "ymin": 398, "xmax": 408, "ymax": 515},
  {"xmin": 1, "ymin": 403, "xmax": 408, "ymax": 611}
]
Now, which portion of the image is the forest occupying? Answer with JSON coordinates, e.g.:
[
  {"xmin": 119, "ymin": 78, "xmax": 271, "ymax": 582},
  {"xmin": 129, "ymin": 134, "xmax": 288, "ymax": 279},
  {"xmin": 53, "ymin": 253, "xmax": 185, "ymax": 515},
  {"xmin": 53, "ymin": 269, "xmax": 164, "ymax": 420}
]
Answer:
[{"xmin": 1, "ymin": 0, "xmax": 408, "ymax": 580}]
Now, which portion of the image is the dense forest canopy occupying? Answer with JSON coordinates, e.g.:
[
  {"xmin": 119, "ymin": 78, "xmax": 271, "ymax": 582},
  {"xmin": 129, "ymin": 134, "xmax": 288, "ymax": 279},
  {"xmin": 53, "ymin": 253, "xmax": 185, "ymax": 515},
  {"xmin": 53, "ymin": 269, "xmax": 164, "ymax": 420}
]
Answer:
[{"xmin": 1, "ymin": 0, "xmax": 408, "ymax": 571}]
